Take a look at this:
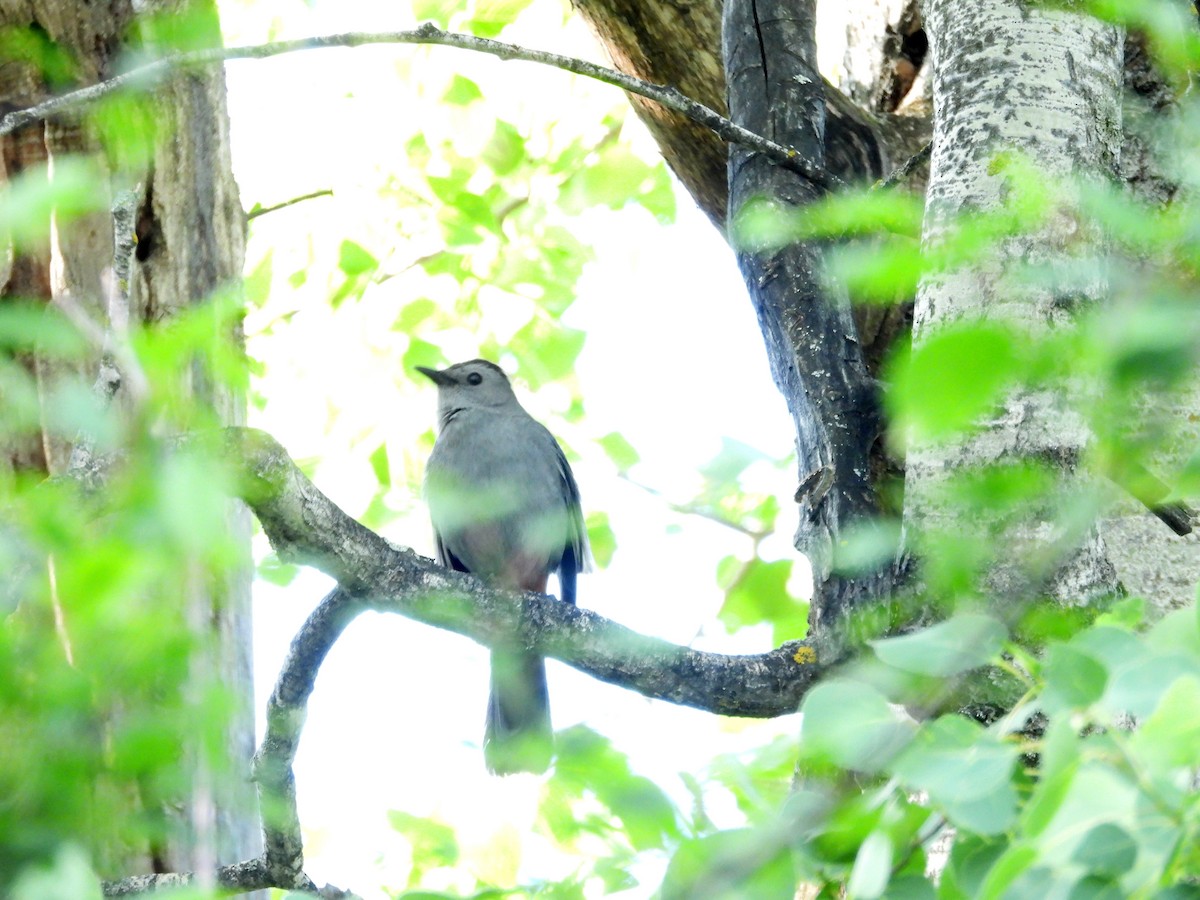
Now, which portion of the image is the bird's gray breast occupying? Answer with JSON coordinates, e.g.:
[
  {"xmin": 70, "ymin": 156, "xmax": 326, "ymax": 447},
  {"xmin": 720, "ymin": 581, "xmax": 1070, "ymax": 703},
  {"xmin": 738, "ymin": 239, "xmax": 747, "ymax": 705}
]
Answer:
[{"xmin": 425, "ymin": 408, "xmax": 571, "ymax": 578}]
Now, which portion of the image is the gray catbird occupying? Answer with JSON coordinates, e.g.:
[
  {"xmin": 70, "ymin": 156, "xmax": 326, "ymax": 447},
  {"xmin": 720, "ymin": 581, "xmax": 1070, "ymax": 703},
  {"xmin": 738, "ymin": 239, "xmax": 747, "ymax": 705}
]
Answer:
[{"xmin": 418, "ymin": 359, "xmax": 590, "ymax": 774}]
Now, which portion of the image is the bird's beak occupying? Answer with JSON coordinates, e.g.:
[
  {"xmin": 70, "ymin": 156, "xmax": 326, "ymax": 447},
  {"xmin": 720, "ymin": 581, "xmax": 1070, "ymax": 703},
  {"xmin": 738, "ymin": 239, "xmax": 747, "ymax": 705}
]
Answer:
[{"xmin": 416, "ymin": 366, "xmax": 456, "ymax": 387}]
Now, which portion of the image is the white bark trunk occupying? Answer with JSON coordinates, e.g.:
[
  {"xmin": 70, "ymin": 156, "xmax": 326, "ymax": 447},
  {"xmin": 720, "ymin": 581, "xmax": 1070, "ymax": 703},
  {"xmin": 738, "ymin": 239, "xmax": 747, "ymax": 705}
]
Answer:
[{"xmin": 909, "ymin": 1, "xmax": 1126, "ymax": 602}]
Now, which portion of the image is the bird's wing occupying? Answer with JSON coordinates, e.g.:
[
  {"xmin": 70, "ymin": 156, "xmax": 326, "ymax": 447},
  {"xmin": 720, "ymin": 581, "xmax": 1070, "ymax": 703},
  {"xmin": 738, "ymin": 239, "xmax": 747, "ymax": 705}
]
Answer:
[
  {"xmin": 434, "ymin": 529, "xmax": 470, "ymax": 573},
  {"xmin": 551, "ymin": 435, "xmax": 592, "ymax": 576}
]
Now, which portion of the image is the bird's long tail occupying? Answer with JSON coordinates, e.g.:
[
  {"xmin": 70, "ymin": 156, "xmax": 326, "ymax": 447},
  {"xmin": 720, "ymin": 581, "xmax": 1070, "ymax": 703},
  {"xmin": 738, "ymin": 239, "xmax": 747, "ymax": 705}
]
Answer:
[{"xmin": 485, "ymin": 649, "xmax": 552, "ymax": 775}]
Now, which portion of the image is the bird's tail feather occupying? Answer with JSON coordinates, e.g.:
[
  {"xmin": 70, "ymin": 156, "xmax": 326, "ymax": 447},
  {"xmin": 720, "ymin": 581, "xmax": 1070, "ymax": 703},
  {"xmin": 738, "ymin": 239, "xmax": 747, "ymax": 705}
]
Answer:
[{"xmin": 485, "ymin": 650, "xmax": 552, "ymax": 775}]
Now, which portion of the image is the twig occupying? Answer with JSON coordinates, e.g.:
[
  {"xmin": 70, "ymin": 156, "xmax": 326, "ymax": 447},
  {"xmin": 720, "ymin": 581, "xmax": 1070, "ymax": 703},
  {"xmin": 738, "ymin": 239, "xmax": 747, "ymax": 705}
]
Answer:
[
  {"xmin": 618, "ymin": 472, "xmax": 769, "ymax": 540},
  {"xmin": 874, "ymin": 140, "xmax": 931, "ymax": 191},
  {"xmin": 247, "ymin": 188, "xmax": 334, "ymax": 221},
  {"xmin": 0, "ymin": 24, "xmax": 832, "ymax": 187}
]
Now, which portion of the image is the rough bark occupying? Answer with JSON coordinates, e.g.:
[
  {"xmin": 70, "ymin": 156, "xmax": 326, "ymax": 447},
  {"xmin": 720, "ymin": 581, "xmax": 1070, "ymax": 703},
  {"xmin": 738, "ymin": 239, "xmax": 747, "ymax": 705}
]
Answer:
[
  {"xmin": 0, "ymin": 0, "xmax": 258, "ymax": 881},
  {"xmin": 908, "ymin": 1, "xmax": 1126, "ymax": 603},
  {"xmin": 725, "ymin": 0, "xmax": 894, "ymax": 633},
  {"xmin": 571, "ymin": 0, "xmax": 931, "ymax": 227},
  {"xmin": 131, "ymin": 0, "xmax": 259, "ymax": 876}
]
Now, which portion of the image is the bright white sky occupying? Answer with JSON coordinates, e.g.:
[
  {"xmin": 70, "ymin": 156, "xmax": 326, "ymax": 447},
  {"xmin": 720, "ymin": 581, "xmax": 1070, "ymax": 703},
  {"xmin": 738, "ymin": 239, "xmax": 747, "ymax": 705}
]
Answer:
[{"xmin": 221, "ymin": 0, "xmax": 850, "ymax": 894}]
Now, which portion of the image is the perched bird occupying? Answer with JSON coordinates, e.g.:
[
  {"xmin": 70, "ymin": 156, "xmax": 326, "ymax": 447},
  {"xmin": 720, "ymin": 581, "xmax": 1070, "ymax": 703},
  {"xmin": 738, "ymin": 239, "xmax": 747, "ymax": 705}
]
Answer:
[{"xmin": 418, "ymin": 359, "xmax": 590, "ymax": 774}]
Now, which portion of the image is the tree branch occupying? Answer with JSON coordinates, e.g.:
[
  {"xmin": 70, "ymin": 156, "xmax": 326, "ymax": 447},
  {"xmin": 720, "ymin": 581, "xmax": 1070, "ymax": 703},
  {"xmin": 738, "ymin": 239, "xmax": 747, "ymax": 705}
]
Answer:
[
  {"xmin": 0, "ymin": 24, "xmax": 832, "ymax": 186},
  {"xmin": 103, "ymin": 426, "xmax": 828, "ymax": 895},
  {"xmin": 246, "ymin": 189, "xmax": 334, "ymax": 221},
  {"xmin": 223, "ymin": 426, "xmax": 827, "ymax": 717}
]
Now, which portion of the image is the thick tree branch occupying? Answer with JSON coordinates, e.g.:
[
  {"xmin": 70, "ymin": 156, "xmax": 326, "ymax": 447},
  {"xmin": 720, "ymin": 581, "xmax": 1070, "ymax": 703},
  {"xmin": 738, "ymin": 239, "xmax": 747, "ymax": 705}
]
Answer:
[
  {"xmin": 224, "ymin": 426, "xmax": 827, "ymax": 716},
  {"xmin": 102, "ymin": 426, "xmax": 827, "ymax": 896},
  {"xmin": 0, "ymin": 24, "xmax": 829, "ymax": 186},
  {"xmin": 725, "ymin": 0, "xmax": 891, "ymax": 627}
]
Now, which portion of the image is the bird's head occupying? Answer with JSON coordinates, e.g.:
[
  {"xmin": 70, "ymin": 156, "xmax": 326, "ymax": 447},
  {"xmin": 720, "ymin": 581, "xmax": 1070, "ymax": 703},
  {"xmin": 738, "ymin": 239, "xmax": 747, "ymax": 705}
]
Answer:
[{"xmin": 417, "ymin": 359, "xmax": 520, "ymax": 423}]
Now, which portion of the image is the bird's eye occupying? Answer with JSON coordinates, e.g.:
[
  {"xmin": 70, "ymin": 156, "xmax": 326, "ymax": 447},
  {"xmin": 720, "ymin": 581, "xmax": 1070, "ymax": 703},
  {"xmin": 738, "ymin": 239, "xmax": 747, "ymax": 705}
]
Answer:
[{"xmin": 466, "ymin": 372, "xmax": 483, "ymax": 386}]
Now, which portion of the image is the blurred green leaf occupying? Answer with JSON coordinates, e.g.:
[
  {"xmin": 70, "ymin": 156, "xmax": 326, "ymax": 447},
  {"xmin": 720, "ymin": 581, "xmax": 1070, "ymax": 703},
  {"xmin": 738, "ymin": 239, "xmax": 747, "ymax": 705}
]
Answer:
[
  {"xmin": 465, "ymin": 0, "xmax": 535, "ymax": 37},
  {"xmin": 833, "ymin": 519, "xmax": 902, "ymax": 576},
  {"xmin": 442, "ymin": 74, "xmax": 483, "ymax": 105},
  {"xmin": 482, "ymin": 120, "xmax": 525, "ymax": 175},
  {"xmin": 891, "ymin": 716, "xmax": 1016, "ymax": 805},
  {"xmin": 585, "ymin": 511, "xmax": 616, "ymax": 568},
  {"xmin": 1072, "ymin": 824, "xmax": 1137, "ymax": 877},
  {"xmin": 887, "ymin": 322, "xmax": 1023, "ymax": 443},
  {"xmin": 1129, "ymin": 675, "xmax": 1200, "ymax": 770},
  {"xmin": 717, "ymin": 557, "xmax": 805, "ymax": 644},
  {"xmin": 337, "ymin": 239, "xmax": 379, "ymax": 276},
  {"xmin": 870, "ymin": 614, "xmax": 1006, "ymax": 677},
  {"xmin": 368, "ymin": 442, "xmax": 391, "ymax": 488},
  {"xmin": 1041, "ymin": 644, "xmax": 1108, "ymax": 713},
  {"xmin": 661, "ymin": 829, "xmax": 796, "ymax": 900},
  {"xmin": 411, "ymin": 0, "xmax": 457, "ymax": 27},
  {"xmin": 847, "ymin": 829, "xmax": 892, "ymax": 900},
  {"xmin": 598, "ymin": 432, "xmax": 640, "ymax": 472},
  {"xmin": 800, "ymin": 680, "xmax": 915, "ymax": 772},
  {"xmin": 550, "ymin": 726, "xmax": 680, "ymax": 852},
  {"xmin": 388, "ymin": 810, "xmax": 459, "ymax": 887}
]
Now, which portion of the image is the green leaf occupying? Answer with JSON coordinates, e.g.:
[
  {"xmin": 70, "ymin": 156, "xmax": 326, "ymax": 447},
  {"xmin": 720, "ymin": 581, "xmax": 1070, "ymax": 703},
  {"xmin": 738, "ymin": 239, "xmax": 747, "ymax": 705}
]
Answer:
[
  {"xmin": 1041, "ymin": 645, "xmax": 1108, "ymax": 712},
  {"xmin": 941, "ymin": 837, "xmax": 1007, "ymax": 900},
  {"xmin": 368, "ymin": 442, "xmax": 390, "ymax": 488},
  {"xmin": 881, "ymin": 875, "xmax": 936, "ymax": 899},
  {"xmin": 509, "ymin": 321, "xmax": 586, "ymax": 384},
  {"xmin": 717, "ymin": 558, "xmax": 805, "ymax": 644},
  {"xmin": 10, "ymin": 844, "xmax": 102, "ymax": 900},
  {"xmin": 1129, "ymin": 675, "xmax": 1200, "ymax": 770},
  {"xmin": 892, "ymin": 716, "xmax": 1016, "ymax": 804},
  {"xmin": 1103, "ymin": 652, "xmax": 1199, "ymax": 720},
  {"xmin": 442, "ymin": 74, "xmax": 482, "ymax": 105},
  {"xmin": 482, "ymin": 121, "xmax": 525, "ymax": 175},
  {"xmin": 410, "ymin": 0, "xmax": 457, "ymax": 27},
  {"xmin": 465, "ymin": 0, "xmax": 534, "ymax": 37},
  {"xmin": 1066, "ymin": 875, "xmax": 1126, "ymax": 900},
  {"xmin": 597, "ymin": 432, "xmax": 640, "ymax": 471},
  {"xmin": 337, "ymin": 239, "xmax": 378, "ymax": 276},
  {"xmin": 256, "ymin": 554, "xmax": 299, "ymax": 588},
  {"xmin": 975, "ymin": 843, "xmax": 1037, "ymax": 900},
  {"xmin": 661, "ymin": 829, "xmax": 796, "ymax": 900},
  {"xmin": 891, "ymin": 717, "xmax": 1017, "ymax": 836},
  {"xmin": 870, "ymin": 614, "xmax": 1007, "ymax": 676},
  {"xmin": 887, "ymin": 322, "xmax": 1023, "ymax": 443},
  {"xmin": 551, "ymin": 726, "xmax": 680, "ymax": 852},
  {"xmin": 387, "ymin": 810, "xmax": 459, "ymax": 885},
  {"xmin": 585, "ymin": 511, "xmax": 616, "ymax": 568},
  {"xmin": 1072, "ymin": 823, "xmax": 1137, "ymax": 877},
  {"xmin": 800, "ymin": 679, "xmax": 915, "ymax": 772},
  {"xmin": 847, "ymin": 829, "xmax": 893, "ymax": 900},
  {"xmin": 243, "ymin": 251, "xmax": 273, "ymax": 309},
  {"xmin": 561, "ymin": 147, "xmax": 661, "ymax": 213},
  {"xmin": 700, "ymin": 438, "xmax": 772, "ymax": 484}
]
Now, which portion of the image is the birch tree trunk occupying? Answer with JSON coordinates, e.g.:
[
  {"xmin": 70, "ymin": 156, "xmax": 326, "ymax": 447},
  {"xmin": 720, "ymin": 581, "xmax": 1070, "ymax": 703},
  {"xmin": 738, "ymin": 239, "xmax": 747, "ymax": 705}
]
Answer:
[{"xmin": 907, "ymin": 2, "xmax": 1133, "ymax": 603}]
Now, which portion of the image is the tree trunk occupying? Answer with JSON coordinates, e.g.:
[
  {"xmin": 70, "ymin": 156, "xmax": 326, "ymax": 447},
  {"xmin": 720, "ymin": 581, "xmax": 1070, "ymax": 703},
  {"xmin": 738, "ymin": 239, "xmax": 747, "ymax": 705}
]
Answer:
[
  {"xmin": 907, "ymin": 1, "xmax": 1126, "ymax": 603},
  {"xmin": 0, "ymin": 0, "xmax": 257, "ymax": 880}
]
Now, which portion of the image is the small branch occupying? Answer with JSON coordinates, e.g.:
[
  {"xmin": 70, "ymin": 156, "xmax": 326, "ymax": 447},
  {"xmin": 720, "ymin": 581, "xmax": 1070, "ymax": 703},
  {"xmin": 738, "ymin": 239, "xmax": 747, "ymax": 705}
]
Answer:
[
  {"xmin": 618, "ymin": 472, "xmax": 768, "ymax": 540},
  {"xmin": 874, "ymin": 140, "xmax": 931, "ymax": 191},
  {"xmin": 247, "ymin": 189, "xmax": 334, "ymax": 221},
  {"xmin": 0, "ymin": 24, "xmax": 832, "ymax": 187}
]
